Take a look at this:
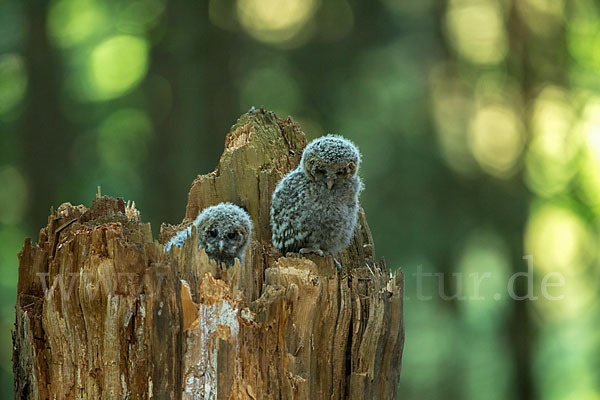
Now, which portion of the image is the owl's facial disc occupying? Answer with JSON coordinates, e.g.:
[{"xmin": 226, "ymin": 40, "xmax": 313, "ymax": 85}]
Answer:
[
  {"xmin": 324, "ymin": 162, "xmax": 357, "ymax": 189},
  {"xmin": 309, "ymin": 163, "xmax": 328, "ymax": 186},
  {"xmin": 201, "ymin": 225, "xmax": 246, "ymax": 260},
  {"xmin": 307, "ymin": 160, "xmax": 356, "ymax": 190}
]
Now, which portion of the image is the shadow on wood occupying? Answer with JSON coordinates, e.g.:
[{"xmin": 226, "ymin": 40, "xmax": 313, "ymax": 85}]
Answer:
[{"xmin": 14, "ymin": 109, "xmax": 404, "ymax": 399}]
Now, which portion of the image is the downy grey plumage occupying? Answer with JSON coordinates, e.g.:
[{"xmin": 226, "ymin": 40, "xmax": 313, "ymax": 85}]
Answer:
[
  {"xmin": 165, "ymin": 202, "xmax": 252, "ymax": 267},
  {"xmin": 270, "ymin": 134, "xmax": 363, "ymax": 257}
]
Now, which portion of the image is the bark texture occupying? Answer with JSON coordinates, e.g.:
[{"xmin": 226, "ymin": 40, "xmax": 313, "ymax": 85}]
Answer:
[{"xmin": 14, "ymin": 109, "xmax": 404, "ymax": 399}]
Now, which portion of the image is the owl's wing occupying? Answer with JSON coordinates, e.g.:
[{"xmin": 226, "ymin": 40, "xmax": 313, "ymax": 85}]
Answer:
[
  {"xmin": 270, "ymin": 171, "xmax": 309, "ymax": 254},
  {"xmin": 164, "ymin": 225, "xmax": 193, "ymax": 254}
]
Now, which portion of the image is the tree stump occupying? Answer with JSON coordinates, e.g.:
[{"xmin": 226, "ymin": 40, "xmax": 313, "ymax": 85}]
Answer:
[{"xmin": 14, "ymin": 109, "xmax": 404, "ymax": 399}]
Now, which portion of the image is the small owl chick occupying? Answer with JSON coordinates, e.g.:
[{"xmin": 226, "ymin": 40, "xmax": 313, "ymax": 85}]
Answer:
[
  {"xmin": 270, "ymin": 134, "xmax": 363, "ymax": 258},
  {"xmin": 165, "ymin": 202, "xmax": 253, "ymax": 267}
]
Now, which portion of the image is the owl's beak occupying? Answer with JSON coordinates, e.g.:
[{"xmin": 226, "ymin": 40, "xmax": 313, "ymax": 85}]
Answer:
[
  {"xmin": 327, "ymin": 176, "xmax": 335, "ymax": 190},
  {"xmin": 219, "ymin": 241, "xmax": 225, "ymax": 253}
]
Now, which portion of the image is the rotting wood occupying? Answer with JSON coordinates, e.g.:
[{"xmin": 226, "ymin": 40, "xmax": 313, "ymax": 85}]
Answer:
[{"xmin": 14, "ymin": 108, "xmax": 404, "ymax": 399}]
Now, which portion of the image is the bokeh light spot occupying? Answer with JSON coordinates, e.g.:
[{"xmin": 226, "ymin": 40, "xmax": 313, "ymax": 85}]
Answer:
[
  {"xmin": 535, "ymin": 322, "xmax": 600, "ymax": 400},
  {"xmin": 0, "ymin": 166, "xmax": 28, "ymax": 225},
  {"xmin": 48, "ymin": 0, "xmax": 106, "ymax": 48},
  {"xmin": 581, "ymin": 99, "xmax": 600, "ymax": 161},
  {"xmin": 525, "ymin": 86, "xmax": 578, "ymax": 197},
  {"xmin": 458, "ymin": 230, "xmax": 511, "ymax": 330},
  {"xmin": 236, "ymin": 0, "xmax": 319, "ymax": 45},
  {"xmin": 446, "ymin": 0, "xmax": 508, "ymax": 64},
  {"xmin": 536, "ymin": 274, "xmax": 596, "ymax": 321},
  {"xmin": 577, "ymin": 98, "xmax": 600, "ymax": 210},
  {"xmin": 563, "ymin": 391, "xmax": 600, "ymax": 400},
  {"xmin": 568, "ymin": 5, "xmax": 600, "ymax": 72},
  {"xmin": 116, "ymin": 0, "xmax": 166, "ymax": 33},
  {"xmin": 430, "ymin": 66, "xmax": 478, "ymax": 175},
  {"xmin": 0, "ymin": 54, "xmax": 27, "ymax": 116},
  {"xmin": 468, "ymin": 104, "xmax": 525, "ymax": 177},
  {"xmin": 525, "ymin": 203, "xmax": 596, "ymax": 320},
  {"xmin": 88, "ymin": 35, "xmax": 149, "ymax": 100},
  {"xmin": 461, "ymin": 333, "xmax": 514, "ymax": 400},
  {"xmin": 97, "ymin": 109, "xmax": 153, "ymax": 171},
  {"xmin": 525, "ymin": 204, "xmax": 592, "ymax": 275}
]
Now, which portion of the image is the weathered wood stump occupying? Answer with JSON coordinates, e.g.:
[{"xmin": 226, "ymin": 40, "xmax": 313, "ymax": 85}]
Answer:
[{"xmin": 14, "ymin": 109, "xmax": 404, "ymax": 399}]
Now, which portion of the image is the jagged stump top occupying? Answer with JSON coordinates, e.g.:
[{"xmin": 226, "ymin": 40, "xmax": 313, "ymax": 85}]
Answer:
[{"xmin": 182, "ymin": 109, "xmax": 307, "ymax": 245}]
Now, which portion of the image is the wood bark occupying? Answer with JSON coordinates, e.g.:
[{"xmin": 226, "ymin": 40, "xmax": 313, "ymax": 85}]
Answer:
[{"xmin": 14, "ymin": 109, "xmax": 404, "ymax": 399}]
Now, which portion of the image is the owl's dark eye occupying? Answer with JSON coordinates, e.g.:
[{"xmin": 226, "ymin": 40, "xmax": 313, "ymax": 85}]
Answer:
[
  {"xmin": 336, "ymin": 169, "xmax": 346, "ymax": 176},
  {"xmin": 227, "ymin": 231, "xmax": 237, "ymax": 239},
  {"xmin": 209, "ymin": 229, "xmax": 218, "ymax": 238},
  {"xmin": 315, "ymin": 168, "xmax": 325, "ymax": 174}
]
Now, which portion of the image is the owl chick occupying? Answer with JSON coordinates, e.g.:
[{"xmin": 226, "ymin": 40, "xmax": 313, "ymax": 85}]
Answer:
[
  {"xmin": 164, "ymin": 202, "xmax": 253, "ymax": 267},
  {"xmin": 270, "ymin": 134, "xmax": 363, "ymax": 258}
]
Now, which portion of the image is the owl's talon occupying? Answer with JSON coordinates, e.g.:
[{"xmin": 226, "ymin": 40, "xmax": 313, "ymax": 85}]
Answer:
[
  {"xmin": 333, "ymin": 258, "xmax": 343, "ymax": 271},
  {"xmin": 299, "ymin": 248, "xmax": 324, "ymax": 256}
]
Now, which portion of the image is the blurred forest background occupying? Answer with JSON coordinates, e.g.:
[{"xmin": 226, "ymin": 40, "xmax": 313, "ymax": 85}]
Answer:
[{"xmin": 1, "ymin": 0, "xmax": 598, "ymax": 398}]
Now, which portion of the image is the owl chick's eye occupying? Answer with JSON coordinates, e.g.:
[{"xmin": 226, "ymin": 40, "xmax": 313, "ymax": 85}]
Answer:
[
  {"xmin": 315, "ymin": 168, "xmax": 326, "ymax": 175},
  {"xmin": 209, "ymin": 229, "xmax": 218, "ymax": 238},
  {"xmin": 336, "ymin": 169, "xmax": 346, "ymax": 176},
  {"xmin": 227, "ymin": 232, "xmax": 237, "ymax": 240}
]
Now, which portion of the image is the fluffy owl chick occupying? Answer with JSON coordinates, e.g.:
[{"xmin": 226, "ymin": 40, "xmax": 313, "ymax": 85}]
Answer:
[
  {"xmin": 270, "ymin": 134, "xmax": 363, "ymax": 257},
  {"xmin": 164, "ymin": 202, "xmax": 253, "ymax": 267}
]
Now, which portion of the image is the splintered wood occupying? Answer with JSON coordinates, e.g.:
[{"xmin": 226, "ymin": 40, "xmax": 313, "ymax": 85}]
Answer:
[{"xmin": 14, "ymin": 109, "xmax": 404, "ymax": 399}]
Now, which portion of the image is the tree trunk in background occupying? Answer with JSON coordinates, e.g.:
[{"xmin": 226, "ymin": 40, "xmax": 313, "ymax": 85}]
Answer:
[
  {"xmin": 21, "ymin": 0, "xmax": 69, "ymax": 231},
  {"xmin": 13, "ymin": 109, "xmax": 404, "ymax": 399}
]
